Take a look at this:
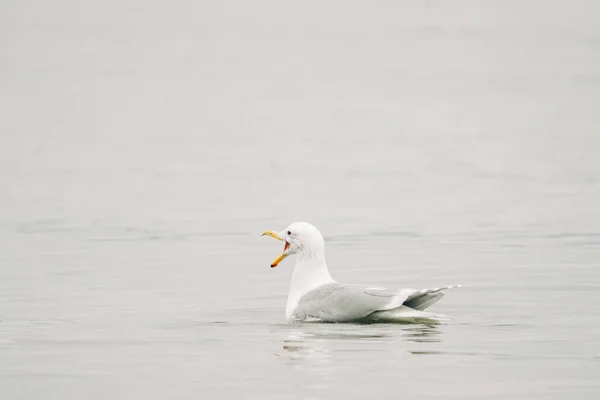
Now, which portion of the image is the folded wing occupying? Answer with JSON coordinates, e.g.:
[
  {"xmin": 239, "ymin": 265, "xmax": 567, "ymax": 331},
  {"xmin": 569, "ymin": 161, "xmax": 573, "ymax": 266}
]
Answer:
[
  {"xmin": 294, "ymin": 284, "xmax": 413, "ymax": 322},
  {"xmin": 294, "ymin": 284, "xmax": 461, "ymax": 322}
]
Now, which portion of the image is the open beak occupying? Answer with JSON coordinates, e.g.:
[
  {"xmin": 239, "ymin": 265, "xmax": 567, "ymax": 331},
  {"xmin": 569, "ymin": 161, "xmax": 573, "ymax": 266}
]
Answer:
[{"xmin": 261, "ymin": 230, "xmax": 290, "ymax": 268}]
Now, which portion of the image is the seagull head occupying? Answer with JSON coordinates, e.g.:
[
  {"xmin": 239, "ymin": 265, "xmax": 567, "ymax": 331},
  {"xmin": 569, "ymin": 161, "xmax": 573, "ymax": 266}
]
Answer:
[{"xmin": 261, "ymin": 222, "xmax": 325, "ymax": 268}]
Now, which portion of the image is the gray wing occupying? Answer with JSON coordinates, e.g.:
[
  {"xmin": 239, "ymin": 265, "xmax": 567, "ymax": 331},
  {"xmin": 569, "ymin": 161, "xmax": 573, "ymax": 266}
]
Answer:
[{"xmin": 293, "ymin": 283, "xmax": 414, "ymax": 322}]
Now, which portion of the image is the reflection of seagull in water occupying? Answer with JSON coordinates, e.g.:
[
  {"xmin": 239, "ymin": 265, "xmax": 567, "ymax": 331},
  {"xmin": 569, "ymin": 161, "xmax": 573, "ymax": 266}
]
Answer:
[{"xmin": 262, "ymin": 222, "xmax": 461, "ymax": 323}]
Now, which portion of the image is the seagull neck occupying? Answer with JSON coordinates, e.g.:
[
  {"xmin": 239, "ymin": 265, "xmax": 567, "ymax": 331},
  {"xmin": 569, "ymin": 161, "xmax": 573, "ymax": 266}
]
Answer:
[
  {"xmin": 286, "ymin": 250, "xmax": 335, "ymax": 319},
  {"xmin": 293, "ymin": 253, "xmax": 333, "ymax": 285}
]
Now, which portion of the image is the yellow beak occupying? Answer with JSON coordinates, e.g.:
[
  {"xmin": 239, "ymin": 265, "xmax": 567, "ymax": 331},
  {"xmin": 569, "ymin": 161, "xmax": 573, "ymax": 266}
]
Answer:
[
  {"xmin": 261, "ymin": 230, "xmax": 289, "ymax": 268},
  {"xmin": 261, "ymin": 230, "xmax": 283, "ymax": 241}
]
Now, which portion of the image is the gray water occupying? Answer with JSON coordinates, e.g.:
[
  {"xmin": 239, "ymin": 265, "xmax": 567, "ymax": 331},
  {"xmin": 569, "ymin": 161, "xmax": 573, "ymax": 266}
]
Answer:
[{"xmin": 1, "ymin": 1, "xmax": 600, "ymax": 398}]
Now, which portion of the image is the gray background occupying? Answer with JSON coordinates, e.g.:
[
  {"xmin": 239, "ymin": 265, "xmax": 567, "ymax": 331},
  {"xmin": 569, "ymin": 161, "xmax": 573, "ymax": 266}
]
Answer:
[{"xmin": 1, "ymin": 1, "xmax": 599, "ymax": 399}]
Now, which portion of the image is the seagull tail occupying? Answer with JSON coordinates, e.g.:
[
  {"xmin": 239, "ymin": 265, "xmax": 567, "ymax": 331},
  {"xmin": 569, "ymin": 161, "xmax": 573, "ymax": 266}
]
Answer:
[{"xmin": 403, "ymin": 285, "xmax": 462, "ymax": 311}]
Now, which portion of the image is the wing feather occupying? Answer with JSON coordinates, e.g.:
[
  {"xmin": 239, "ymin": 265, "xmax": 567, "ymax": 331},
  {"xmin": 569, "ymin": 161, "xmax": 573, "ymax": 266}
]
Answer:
[{"xmin": 294, "ymin": 284, "xmax": 412, "ymax": 322}]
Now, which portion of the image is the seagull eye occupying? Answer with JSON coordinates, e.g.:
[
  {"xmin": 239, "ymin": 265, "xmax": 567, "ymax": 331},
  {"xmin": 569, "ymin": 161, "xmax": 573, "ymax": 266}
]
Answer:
[{"xmin": 287, "ymin": 231, "xmax": 292, "ymax": 235}]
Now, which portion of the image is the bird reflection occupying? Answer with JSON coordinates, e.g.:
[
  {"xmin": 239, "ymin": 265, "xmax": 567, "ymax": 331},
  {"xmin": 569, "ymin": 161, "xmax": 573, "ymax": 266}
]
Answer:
[
  {"xmin": 402, "ymin": 324, "xmax": 443, "ymax": 343},
  {"xmin": 279, "ymin": 331, "xmax": 332, "ymax": 362},
  {"xmin": 275, "ymin": 322, "xmax": 444, "ymax": 361}
]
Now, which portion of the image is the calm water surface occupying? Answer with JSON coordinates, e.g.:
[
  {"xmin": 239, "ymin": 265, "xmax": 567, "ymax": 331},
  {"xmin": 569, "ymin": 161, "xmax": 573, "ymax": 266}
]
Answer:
[{"xmin": 1, "ymin": 1, "xmax": 599, "ymax": 399}]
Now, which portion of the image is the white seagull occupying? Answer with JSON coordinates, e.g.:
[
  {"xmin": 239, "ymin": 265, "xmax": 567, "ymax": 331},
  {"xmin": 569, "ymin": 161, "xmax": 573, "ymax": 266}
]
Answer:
[{"xmin": 262, "ymin": 222, "xmax": 460, "ymax": 323}]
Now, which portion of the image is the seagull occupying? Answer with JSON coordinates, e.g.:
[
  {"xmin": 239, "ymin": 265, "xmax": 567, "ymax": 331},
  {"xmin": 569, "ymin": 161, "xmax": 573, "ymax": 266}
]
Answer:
[{"xmin": 262, "ymin": 222, "xmax": 460, "ymax": 323}]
